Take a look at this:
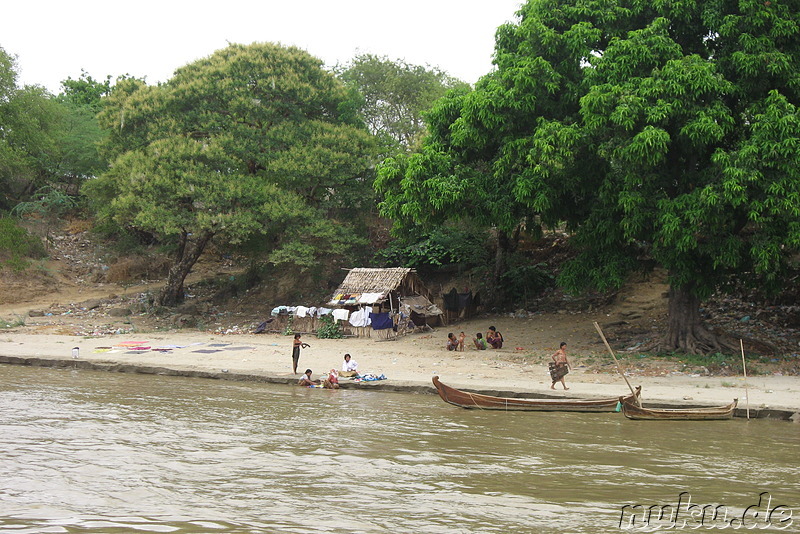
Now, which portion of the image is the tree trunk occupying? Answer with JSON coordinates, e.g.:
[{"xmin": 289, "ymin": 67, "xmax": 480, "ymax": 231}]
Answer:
[
  {"xmin": 156, "ymin": 230, "xmax": 214, "ymax": 307},
  {"xmin": 493, "ymin": 236, "xmax": 506, "ymax": 287},
  {"xmin": 662, "ymin": 282, "xmax": 734, "ymax": 355},
  {"xmin": 175, "ymin": 231, "xmax": 187, "ymax": 266},
  {"xmin": 493, "ymin": 228, "xmax": 518, "ymax": 286},
  {"xmin": 485, "ymin": 226, "xmax": 524, "ymax": 307}
]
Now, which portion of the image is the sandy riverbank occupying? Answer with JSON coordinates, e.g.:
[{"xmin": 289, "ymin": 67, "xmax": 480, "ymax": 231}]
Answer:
[{"xmin": 2, "ymin": 321, "xmax": 799, "ymax": 416}]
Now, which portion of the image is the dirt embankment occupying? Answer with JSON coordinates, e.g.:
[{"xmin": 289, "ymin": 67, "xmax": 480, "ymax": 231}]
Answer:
[{"xmin": 1, "ymin": 222, "xmax": 799, "ymax": 380}]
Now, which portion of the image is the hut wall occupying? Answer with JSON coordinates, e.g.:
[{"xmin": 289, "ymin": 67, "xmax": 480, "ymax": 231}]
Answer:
[
  {"xmin": 440, "ymin": 289, "xmax": 480, "ymax": 323},
  {"xmin": 268, "ymin": 314, "xmax": 319, "ymax": 335}
]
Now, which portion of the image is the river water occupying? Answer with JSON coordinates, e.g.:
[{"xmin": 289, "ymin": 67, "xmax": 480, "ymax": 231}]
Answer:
[{"xmin": 0, "ymin": 365, "xmax": 798, "ymax": 533}]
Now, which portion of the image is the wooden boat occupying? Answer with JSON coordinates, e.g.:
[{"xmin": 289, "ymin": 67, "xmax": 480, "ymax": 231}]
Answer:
[
  {"xmin": 432, "ymin": 376, "xmax": 641, "ymax": 412},
  {"xmin": 619, "ymin": 397, "xmax": 738, "ymax": 420}
]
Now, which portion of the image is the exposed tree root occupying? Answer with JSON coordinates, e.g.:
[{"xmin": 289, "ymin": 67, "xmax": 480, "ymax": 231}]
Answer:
[
  {"xmin": 648, "ymin": 325, "xmax": 740, "ymax": 355},
  {"xmin": 659, "ymin": 283, "xmax": 748, "ymax": 355}
]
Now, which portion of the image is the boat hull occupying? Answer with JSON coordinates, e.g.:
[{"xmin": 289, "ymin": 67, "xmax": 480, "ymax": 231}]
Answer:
[
  {"xmin": 432, "ymin": 376, "xmax": 641, "ymax": 412},
  {"xmin": 620, "ymin": 398, "xmax": 738, "ymax": 420}
]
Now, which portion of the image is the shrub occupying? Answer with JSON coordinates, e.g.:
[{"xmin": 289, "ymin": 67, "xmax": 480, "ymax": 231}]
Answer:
[
  {"xmin": 0, "ymin": 315, "xmax": 25, "ymax": 328},
  {"xmin": 316, "ymin": 314, "xmax": 343, "ymax": 339},
  {"xmin": 11, "ymin": 186, "xmax": 77, "ymax": 220},
  {"xmin": 283, "ymin": 315, "xmax": 294, "ymax": 336},
  {"xmin": 374, "ymin": 226, "xmax": 489, "ymax": 269},
  {"xmin": 0, "ymin": 217, "xmax": 47, "ymax": 270},
  {"xmin": 499, "ymin": 261, "xmax": 554, "ymax": 302}
]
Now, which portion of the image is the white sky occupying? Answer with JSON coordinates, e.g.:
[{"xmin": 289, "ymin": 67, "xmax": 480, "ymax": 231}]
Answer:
[{"xmin": 2, "ymin": 0, "xmax": 524, "ymax": 94}]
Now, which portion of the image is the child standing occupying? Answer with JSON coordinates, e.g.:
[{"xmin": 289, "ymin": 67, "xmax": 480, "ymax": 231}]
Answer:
[{"xmin": 292, "ymin": 334, "xmax": 310, "ymax": 374}]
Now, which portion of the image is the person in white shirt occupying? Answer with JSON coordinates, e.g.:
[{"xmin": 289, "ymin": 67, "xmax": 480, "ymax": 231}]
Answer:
[{"xmin": 341, "ymin": 353, "xmax": 359, "ymax": 377}]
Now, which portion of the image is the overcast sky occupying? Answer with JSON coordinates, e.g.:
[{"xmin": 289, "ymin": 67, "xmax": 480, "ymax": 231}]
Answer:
[{"xmin": 2, "ymin": 0, "xmax": 523, "ymax": 94}]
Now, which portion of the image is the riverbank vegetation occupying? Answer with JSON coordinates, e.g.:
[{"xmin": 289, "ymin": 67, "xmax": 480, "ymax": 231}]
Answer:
[{"xmin": 1, "ymin": 0, "xmax": 799, "ymax": 358}]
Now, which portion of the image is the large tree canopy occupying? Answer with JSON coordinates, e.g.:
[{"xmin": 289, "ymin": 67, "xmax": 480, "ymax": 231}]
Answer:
[
  {"xmin": 336, "ymin": 54, "xmax": 469, "ymax": 155},
  {"xmin": 86, "ymin": 43, "xmax": 375, "ymax": 306},
  {"xmin": 1, "ymin": 50, "xmax": 113, "ymax": 212},
  {"xmin": 0, "ymin": 47, "xmax": 65, "ymax": 210},
  {"xmin": 377, "ymin": 0, "xmax": 800, "ymax": 354},
  {"xmin": 48, "ymin": 71, "xmax": 112, "ymax": 186}
]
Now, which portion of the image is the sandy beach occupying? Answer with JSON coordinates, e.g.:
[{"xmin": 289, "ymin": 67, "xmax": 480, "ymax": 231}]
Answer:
[{"xmin": 2, "ymin": 312, "xmax": 799, "ymax": 415}]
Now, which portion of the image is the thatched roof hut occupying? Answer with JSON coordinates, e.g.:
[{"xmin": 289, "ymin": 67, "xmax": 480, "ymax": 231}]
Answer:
[
  {"xmin": 329, "ymin": 268, "xmax": 419, "ymax": 305},
  {"xmin": 328, "ymin": 267, "xmax": 442, "ymax": 325}
]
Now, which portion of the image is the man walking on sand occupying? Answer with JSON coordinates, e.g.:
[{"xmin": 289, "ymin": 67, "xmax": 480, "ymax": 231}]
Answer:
[{"xmin": 549, "ymin": 342, "xmax": 570, "ymax": 390}]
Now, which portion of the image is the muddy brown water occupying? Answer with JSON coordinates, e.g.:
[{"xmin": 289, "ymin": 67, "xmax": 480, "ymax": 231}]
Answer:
[{"xmin": 0, "ymin": 365, "xmax": 798, "ymax": 533}]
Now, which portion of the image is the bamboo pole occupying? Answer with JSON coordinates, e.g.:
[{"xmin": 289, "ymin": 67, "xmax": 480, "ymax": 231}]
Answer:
[
  {"xmin": 740, "ymin": 339, "xmax": 750, "ymax": 420},
  {"xmin": 593, "ymin": 321, "xmax": 642, "ymax": 407}
]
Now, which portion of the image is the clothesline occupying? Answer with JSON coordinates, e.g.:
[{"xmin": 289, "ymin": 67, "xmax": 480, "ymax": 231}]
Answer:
[
  {"xmin": 270, "ymin": 305, "xmax": 333, "ymax": 318},
  {"xmin": 328, "ymin": 292, "xmax": 385, "ymax": 306},
  {"xmin": 270, "ymin": 305, "xmax": 399, "ymax": 332}
]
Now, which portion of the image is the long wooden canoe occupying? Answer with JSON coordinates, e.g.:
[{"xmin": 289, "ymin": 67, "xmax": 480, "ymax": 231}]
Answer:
[
  {"xmin": 432, "ymin": 376, "xmax": 641, "ymax": 412},
  {"xmin": 620, "ymin": 397, "xmax": 738, "ymax": 421}
]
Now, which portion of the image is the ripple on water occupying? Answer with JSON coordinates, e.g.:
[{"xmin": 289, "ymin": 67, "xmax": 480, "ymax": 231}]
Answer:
[{"xmin": 0, "ymin": 365, "xmax": 798, "ymax": 533}]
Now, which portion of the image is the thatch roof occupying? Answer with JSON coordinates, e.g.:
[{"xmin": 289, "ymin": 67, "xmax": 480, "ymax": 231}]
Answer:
[
  {"xmin": 329, "ymin": 267, "xmax": 434, "ymax": 307},
  {"xmin": 335, "ymin": 267, "xmax": 411, "ymax": 294}
]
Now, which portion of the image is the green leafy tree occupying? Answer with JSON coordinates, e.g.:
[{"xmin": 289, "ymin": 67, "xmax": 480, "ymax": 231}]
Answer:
[
  {"xmin": 45, "ymin": 71, "xmax": 113, "ymax": 183},
  {"xmin": 373, "ymin": 224, "xmax": 491, "ymax": 271},
  {"xmin": 378, "ymin": 0, "xmax": 800, "ymax": 354},
  {"xmin": 0, "ymin": 47, "xmax": 14, "ymax": 96},
  {"xmin": 0, "ymin": 47, "xmax": 64, "ymax": 209},
  {"xmin": 375, "ymin": 83, "xmax": 537, "ymax": 291},
  {"xmin": 45, "ymin": 100, "xmax": 107, "ymax": 183},
  {"xmin": 59, "ymin": 70, "xmax": 112, "ymax": 111},
  {"xmin": 95, "ymin": 75, "xmax": 151, "ymax": 163},
  {"xmin": 85, "ymin": 43, "xmax": 376, "ymax": 306},
  {"xmin": 337, "ymin": 54, "xmax": 469, "ymax": 154},
  {"xmin": 1, "ymin": 53, "xmax": 110, "ymax": 211},
  {"xmin": 339, "ymin": 56, "xmax": 472, "ymax": 241}
]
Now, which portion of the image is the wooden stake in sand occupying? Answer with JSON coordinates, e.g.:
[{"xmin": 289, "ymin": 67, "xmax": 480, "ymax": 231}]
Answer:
[
  {"xmin": 740, "ymin": 339, "xmax": 750, "ymax": 420},
  {"xmin": 593, "ymin": 321, "xmax": 642, "ymax": 407}
]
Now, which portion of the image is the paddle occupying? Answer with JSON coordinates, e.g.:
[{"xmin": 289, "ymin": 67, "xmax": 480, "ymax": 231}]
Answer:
[{"xmin": 593, "ymin": 321, "xmax": 642, "ymax": 407}]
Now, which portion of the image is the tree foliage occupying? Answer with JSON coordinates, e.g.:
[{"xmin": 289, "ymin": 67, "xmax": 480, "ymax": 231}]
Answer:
[
  {"xmin": 377, "ymin": 0, "xmax": 800, "ymax": 354},
  {"xmin": 0, "ymin": 51, "xmax": 111, "ymax": 212},
  {"xmin": 337, "ymin": 54, "xmax": 469, "ymax": 155},
  {"xmin": 0, "ymin": 47, "xmax": 64, "ymax": 210},
  {"xmin": 59, "ymin": 70, "xmax": 112, "ymax": 112},
  {"xmin": 375, "ymin": 76, "xmax": 541, "ymax": 291},
  {"xmin": 0, "ymin": 216, "xmax": 47, "ymax": 271},
  {"xmin": 44, "ymin": 70, "xmax": 114, "ymax": 184},
  {"xmin": 373, "ymin": 224, "xmax": 490, "ymax": 271},
  {"xmin": 85, "ymin": 43, "xmax": 376, "ymax": 306}
]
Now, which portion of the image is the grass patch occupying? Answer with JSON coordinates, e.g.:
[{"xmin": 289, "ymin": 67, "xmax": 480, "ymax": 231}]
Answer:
[{"xmin": 0, "ymin": 315, "xmax": 25, "ymax": 329}]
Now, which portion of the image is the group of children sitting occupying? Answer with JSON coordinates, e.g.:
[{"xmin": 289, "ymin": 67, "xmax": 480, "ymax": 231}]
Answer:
[{"xmin": 446, "ymin": 326, "xmax": 504, "ymax": 351}]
